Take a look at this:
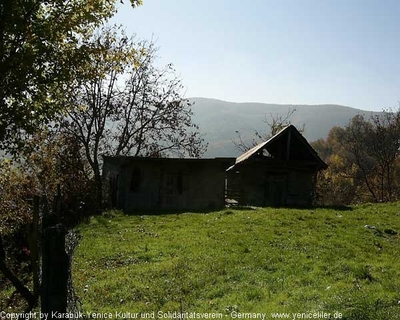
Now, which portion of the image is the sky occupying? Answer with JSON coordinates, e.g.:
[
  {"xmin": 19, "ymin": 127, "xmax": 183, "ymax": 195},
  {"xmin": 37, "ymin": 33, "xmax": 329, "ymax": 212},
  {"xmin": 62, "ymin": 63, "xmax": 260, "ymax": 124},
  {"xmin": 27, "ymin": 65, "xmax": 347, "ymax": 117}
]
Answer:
[{"xmin": 112, "ymin": 0, "xmax": 400, "ymax": 111}]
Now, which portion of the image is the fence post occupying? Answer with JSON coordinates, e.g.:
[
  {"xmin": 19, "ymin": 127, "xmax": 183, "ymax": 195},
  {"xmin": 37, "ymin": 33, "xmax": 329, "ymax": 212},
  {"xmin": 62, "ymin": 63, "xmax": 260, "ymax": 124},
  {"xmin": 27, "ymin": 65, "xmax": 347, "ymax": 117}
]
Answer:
[
  {"xmin": 30, "ymin": 196, "xmax": 40, "ymax": 298},
  {"xmin": 41, "ymin": 224, "xmax": 68, "ymax": 316}
]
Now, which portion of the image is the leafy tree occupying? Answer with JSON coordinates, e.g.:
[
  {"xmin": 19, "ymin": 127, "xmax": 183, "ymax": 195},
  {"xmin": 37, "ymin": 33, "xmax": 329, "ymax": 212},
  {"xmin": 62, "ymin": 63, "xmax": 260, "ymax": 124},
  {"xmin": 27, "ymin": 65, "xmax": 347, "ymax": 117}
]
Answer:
[
  {"xmin": 0, "ymin": 0, "xmax": 145, "ymax": 310},
  {"xmin": 0, "ymin": 128, "xmax": 95, "ymax": 310},
  {"xmin": 339, "ymin": 115, "xmax": 379, "ymax": 202},
  {"xmin": 313, "ymin": 110, "xmax": 400, "ymax": 205},
  {"xmin": 0, "ymin": 159, "xmax": 38, "ymax": 310},
  {"xmin": 312, "ymin": 127, "xmax": 358, "ymax": 205},
  {"xmin": 0, "ymin": 0, "xmax": 142, "ymax": 147},
  {"xmin": 61, "ymin": 28, "xmax": 206, "ymax": 206}
]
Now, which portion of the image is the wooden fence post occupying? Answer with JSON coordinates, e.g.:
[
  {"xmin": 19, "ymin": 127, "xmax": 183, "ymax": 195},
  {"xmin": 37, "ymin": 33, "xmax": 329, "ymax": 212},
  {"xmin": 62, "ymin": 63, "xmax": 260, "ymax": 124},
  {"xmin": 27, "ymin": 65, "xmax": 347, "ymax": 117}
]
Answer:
[
  {"xmin": 41, "ymin": 224, "xmax": 68, "ymax": 316},
  {"xmin": 30, "ymin": 196, "xmax": 40, "ymax": 298}
]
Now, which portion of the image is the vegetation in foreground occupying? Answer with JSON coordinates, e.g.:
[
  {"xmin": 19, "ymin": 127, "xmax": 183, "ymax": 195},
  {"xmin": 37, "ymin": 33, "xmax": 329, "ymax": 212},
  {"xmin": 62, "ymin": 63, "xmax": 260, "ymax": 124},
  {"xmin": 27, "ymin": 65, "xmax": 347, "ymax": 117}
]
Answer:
[{"xmin": 73, "ymin": 204, "xmax": 400, "ymax": 319}]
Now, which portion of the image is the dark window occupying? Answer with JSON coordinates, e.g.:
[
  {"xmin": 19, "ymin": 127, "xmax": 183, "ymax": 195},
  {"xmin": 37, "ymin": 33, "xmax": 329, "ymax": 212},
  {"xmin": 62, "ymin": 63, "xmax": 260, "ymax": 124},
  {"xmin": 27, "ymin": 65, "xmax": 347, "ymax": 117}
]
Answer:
[
  {"xmin": 110, "ymin": 174, "xmax": 119, "ymax": 207},
  {"xmin": 130, "ymin": 167, "xmax": 141, "ymax": 192}
]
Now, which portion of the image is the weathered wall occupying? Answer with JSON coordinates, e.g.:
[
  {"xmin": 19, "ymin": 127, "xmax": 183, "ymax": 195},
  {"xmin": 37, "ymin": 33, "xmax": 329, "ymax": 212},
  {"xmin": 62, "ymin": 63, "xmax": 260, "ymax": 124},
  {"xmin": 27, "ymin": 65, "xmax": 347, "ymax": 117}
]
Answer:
[
  {"xmin": 104, "ymin": 155, "xmax": 318, "ymax": 210},
  {"xmin": 228, "ymin": 161, "xmax": 316, "ymax": 207},
  {"xmin": 104, "ymin": 158, "xmax": 234, "ymax": 212},
  {"xmin": 286, "ymin": 171, "xmax": 314, "ymax": 206}
]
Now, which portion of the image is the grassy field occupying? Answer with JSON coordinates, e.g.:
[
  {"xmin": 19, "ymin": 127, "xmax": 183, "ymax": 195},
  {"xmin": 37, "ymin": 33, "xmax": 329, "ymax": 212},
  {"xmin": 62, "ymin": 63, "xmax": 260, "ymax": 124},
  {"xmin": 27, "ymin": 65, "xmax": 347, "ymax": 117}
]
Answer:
[{"xmin": 73, "ymin": 203, "xmax": 400, "ymax": 319}]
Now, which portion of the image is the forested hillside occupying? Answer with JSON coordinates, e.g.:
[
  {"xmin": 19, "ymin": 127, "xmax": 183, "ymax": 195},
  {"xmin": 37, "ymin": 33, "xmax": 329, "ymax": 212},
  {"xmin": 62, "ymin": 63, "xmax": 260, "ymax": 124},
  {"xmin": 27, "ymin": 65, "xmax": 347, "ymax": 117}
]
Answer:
[{"xmin": 190, "ymin": 97, "xmax": 379, "ymax": 157}]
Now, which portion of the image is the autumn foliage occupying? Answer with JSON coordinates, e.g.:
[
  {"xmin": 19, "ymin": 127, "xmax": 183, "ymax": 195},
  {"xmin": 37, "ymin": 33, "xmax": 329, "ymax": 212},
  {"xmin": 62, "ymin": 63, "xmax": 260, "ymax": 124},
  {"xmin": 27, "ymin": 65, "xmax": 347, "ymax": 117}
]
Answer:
[{"xmin": 313, "ymin": 110, "xmax": 400, "ymax": 205}]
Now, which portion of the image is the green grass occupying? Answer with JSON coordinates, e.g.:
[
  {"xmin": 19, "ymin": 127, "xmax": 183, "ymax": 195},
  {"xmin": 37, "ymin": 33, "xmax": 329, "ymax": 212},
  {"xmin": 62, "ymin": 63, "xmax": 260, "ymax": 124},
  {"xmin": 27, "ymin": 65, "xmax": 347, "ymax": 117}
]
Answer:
[{"xmin": 73, "ymin": 203, "xmax": 400, "ymax": 319}]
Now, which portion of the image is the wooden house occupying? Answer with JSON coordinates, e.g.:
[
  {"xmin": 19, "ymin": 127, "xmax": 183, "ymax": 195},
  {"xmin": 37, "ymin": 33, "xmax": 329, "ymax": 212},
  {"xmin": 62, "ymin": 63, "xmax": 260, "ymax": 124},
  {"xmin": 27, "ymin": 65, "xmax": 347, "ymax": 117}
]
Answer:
[
  {"xmin": 103, "ymin": 156, "xmax": 235, "ymax": 211},
  {"xmin": 103, "ymin": 125, "xmax": 326, "ymax": 211},
  {"xmin": 226, "ymin": 125, "xmax": 327, "ymax": 207}
]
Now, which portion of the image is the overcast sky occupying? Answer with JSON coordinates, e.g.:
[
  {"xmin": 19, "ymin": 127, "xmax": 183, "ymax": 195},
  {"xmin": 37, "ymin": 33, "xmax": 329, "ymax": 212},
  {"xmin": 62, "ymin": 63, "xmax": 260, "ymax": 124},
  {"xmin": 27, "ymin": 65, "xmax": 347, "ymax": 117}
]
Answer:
[{"xmin": 112, "ymin": 0, "xmax": 400, "ymax": 111}]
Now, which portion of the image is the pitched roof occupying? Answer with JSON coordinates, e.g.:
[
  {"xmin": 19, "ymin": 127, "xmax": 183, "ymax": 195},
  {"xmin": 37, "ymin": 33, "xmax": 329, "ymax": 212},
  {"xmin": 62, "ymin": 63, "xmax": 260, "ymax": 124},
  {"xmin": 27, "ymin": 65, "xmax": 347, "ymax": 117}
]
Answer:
[{"xmin": 228, "ymin": 125, "xmax": 327, "ymax": 171}]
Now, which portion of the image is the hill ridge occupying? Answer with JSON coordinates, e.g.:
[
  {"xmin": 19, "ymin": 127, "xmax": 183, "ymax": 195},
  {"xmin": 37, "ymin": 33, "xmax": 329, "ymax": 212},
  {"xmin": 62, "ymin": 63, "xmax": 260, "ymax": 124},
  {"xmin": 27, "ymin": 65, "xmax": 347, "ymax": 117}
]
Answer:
[{"xmin": 188, "ymin": 97, "xmax": 379, "ymax": 158}]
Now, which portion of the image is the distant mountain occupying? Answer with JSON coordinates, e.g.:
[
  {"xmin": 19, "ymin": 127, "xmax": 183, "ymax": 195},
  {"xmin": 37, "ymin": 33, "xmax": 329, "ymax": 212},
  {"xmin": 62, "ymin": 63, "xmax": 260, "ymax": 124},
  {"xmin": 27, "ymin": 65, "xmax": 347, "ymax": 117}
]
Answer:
[
  {"xmin": 0, "ymin": 98, "xmax": 379, "ymax": 160},
  {"xmin": 189, "ymin": 97, "xmax": 378, "ymax": 158}
]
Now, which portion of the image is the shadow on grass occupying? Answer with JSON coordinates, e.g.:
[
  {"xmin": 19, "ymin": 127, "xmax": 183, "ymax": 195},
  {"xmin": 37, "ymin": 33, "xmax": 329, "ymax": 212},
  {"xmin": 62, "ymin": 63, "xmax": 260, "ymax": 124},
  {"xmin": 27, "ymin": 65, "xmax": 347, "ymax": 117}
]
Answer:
[
  {"xmin": 99, "ymin": 203, "xmax": 353, "ymax": 218},
  {"xmin": 314, "ymin": 204, "xmax": 353, "ymax": 211},
  {"xmin": 121, "ymin": 206, "xmax": 224, "ymax": 216},
  {"xmin": 226, "ymin": 204, "xmax": 353, "ymax": 211},
  {"xmin": 225, "ymin": 205, "xmax": 258, "ymax": 211}
]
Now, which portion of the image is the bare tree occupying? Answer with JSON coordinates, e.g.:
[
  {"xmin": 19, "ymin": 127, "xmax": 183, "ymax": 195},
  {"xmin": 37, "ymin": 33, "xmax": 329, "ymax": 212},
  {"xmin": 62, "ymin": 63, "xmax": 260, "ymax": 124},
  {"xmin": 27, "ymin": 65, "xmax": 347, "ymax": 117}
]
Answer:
[
  {"xmin": 332, "ymin": 111, "xmax": 400, "ymax": 203},
  {"xmin": 62, "ymin": 28, "xmax": 206, "ymax": 205},
  {"xmin": 232, "ymin": 108, "xmax": 304, "ymax": 152},
  {"xmin": 340, "ymin": 115, "xmax": 379, "ymax": 202},
  {"xmin": 368, "ymin": 111, "xmax": 400, "ymax": 201}
]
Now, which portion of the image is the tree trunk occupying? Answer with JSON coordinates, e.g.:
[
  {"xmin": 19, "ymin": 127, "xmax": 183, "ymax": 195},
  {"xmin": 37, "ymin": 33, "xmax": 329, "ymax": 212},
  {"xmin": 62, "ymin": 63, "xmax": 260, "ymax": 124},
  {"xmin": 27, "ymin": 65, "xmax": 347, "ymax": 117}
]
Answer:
[{"xmin": 95, "ymin": 171, "xmax": 103, "ymax": 212}]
